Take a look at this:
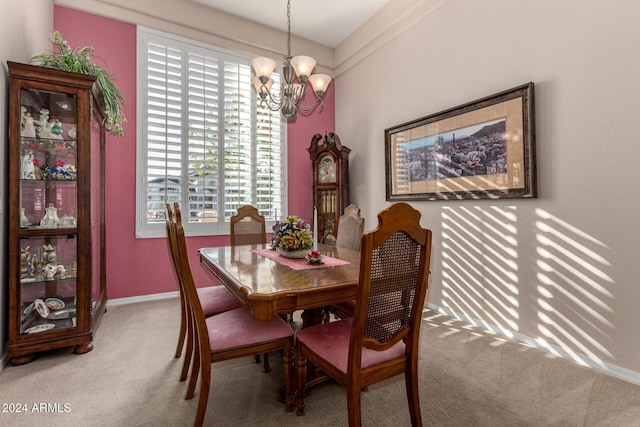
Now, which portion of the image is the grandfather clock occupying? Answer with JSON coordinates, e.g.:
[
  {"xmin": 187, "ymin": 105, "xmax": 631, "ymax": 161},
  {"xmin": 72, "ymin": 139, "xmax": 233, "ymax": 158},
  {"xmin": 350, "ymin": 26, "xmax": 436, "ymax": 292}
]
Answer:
[{"xmin": 308, "ymin": 132, "xmax": 350, "ymax": 244}]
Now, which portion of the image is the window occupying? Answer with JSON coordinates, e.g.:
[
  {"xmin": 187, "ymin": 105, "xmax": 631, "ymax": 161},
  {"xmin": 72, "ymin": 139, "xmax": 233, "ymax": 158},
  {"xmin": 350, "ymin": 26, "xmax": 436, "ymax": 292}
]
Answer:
[{"xmin": 136, "ymin": 27, "xmax": 286, "ymax": 238}]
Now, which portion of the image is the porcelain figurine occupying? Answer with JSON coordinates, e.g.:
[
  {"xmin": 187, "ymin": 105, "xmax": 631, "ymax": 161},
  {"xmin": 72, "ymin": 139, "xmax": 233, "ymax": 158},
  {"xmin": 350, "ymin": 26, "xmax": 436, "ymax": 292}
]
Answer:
[
  {"xmin": 22, "ymin": 108, "xmax": 37, "ymax": 138},
  {"xmin": 59, "ymin": 215, "xmax": 77, "ymax": 228},
  {"xmin": 40, "ymin": 204, "xmax": 60, "ymax": 228},
  {"xmin": 43, "ymin": 243, "xmax": 58, "ymax": 264},
  {"xmin": 21, "ymin": 150, "xmax": 36, "ymax": 179},
  {"xmin": 20, "ymin": 207, "xmax": 30, "ymax": 227},
  {"xmin": 38, "ymin": 109, "xmax": 51, "ymax": 138},
  {"xmin": 50, "ymin": 119, "xmax": 63, "ymax": 139},
  {"xmin": 20, "ymin": 246, "xmax": 33, "ymax": 279},
  {"xmin": 44, "ymin": 263, "xmax": 57, "ymax": 280}
]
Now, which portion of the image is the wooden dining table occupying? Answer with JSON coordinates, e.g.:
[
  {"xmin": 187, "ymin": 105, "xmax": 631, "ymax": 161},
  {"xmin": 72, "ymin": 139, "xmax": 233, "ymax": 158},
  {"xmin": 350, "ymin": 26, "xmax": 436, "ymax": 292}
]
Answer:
[{"xmin": 198, "ymin": 243, "xmax": 360, "ymax": 327}]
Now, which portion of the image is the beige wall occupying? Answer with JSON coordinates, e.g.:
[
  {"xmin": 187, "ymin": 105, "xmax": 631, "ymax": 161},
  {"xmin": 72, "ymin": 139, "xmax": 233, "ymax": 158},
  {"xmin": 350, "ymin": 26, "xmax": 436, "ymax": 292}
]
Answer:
[
  {"xmin": 0, "ymin": 0, "xmax": 53, "ymax": 369},
  {"xmin": 336, "ymin": 0, "xmax": 640, "ymax": 380}
]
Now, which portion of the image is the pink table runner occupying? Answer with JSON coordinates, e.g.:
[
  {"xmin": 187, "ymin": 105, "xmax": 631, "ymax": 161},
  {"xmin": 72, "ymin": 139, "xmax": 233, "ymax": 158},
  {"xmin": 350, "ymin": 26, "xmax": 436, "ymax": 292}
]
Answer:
[{"xmin": 251, "ymin": 248, "xmax": 350, "ymax": 271}]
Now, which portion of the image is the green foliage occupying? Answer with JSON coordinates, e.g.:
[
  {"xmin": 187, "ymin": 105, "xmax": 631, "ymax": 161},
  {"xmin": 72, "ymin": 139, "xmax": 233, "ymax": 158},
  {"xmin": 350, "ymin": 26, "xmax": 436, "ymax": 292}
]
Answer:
[{"xmin": 31, "ymin": 31, "xmax": 126, "ymax": 138}]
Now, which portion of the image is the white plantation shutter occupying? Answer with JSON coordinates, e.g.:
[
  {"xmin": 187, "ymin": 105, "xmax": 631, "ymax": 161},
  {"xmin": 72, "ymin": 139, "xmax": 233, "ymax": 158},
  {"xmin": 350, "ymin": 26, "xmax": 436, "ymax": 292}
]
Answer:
[
  {"xmin": 255, "ymin": 81, "xmax": 284, "ymax": 219},
  {"xmin": 145, "ymin": 41, "xmax": 183, "ymax": 223},
  {"xmin": 222, "ymin": 61, "xmax": 253, "ymax": 218},
  {"xmin": 137, "ymin": 28, "xmax": 286, "ymax": 237},
  {"xmin": 187, "ymin": 49, "xmax": 220, "ymax": 226}
]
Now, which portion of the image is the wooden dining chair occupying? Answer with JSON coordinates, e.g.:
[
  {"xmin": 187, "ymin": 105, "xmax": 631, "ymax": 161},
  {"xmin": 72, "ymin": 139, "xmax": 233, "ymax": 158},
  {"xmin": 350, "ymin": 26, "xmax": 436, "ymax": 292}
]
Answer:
[
  {"xmin": 229, "ymin": 204, "xmax": 271, "ymax": 366},
  {"xmin": 171, "ymin": 204, "xmax": 295, "ymax": 426},
  {"xmin": 335, "ymin": 204, "xmax": 365, "ymax": 251},
  {"xmin": 165, "ymin": 204, "xmax": 241, "ymax": 382},
  {"xmin": 324, "ymin": 204, "xmax": 365, "ymax": 321},
  {"xmin": 295, "ymin": 202, "xmax": 433, "ymax": 427},
  {"xmin": 230, "ymin": 205, "xmax": 267, "ymax": 246}
]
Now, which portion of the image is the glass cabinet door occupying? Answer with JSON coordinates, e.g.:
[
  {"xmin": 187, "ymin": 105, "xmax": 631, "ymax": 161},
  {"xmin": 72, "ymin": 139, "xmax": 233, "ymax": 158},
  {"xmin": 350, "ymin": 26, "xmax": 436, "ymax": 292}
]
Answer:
[
  {"xmin": 19, "ymin": 236, "xmax": 78, "ymax": 334},
  {"xmin": 18, "ymin": 87, "xmax": 79, "ymax": 336}
]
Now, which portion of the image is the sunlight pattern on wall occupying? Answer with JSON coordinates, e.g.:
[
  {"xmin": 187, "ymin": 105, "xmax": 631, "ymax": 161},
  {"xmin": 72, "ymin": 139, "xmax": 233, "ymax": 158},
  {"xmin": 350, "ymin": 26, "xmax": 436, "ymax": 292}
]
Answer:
[
  {"xmin": 441, "ymin": 206, "xmax": 519, "ymax": 333},
  {"xmin": 535, "ymin": 209, "xmax": 614, "ymax": 367}
]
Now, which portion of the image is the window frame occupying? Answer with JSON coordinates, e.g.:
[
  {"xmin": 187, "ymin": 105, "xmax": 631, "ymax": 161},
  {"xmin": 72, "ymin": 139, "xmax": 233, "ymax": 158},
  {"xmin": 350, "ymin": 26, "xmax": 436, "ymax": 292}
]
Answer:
[{"xmin": 135, "ymin": 26, "xmax": 287, "ymax": 238}]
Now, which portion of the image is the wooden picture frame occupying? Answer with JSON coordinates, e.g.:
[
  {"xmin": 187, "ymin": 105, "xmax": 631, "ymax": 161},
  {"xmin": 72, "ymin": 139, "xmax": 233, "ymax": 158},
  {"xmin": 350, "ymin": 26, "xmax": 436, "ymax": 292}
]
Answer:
[{"xmin": 385, "ymin": 82, "xmax": 536, "ymax": 201}]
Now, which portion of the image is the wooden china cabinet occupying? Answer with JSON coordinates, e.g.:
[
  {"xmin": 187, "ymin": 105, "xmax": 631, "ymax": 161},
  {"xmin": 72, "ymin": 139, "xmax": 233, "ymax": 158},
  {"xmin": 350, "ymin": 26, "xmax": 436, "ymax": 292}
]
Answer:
[
  {"xmin": 7, "ymin": 61, "xmax": 107, "ymax": 365},
  {"xmin": 308, "ymin": 132, "xmax": 350, "ymax": 244}
]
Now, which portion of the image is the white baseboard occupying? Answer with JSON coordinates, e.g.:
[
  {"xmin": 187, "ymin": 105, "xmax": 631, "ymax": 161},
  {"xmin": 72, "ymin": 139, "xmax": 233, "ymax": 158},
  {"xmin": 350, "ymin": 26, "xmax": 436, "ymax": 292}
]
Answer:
[
  {"xmin": 106, "ymin": 290, "xmax": 179, "ymax": 307},
  {"xmin": 426, "ymin": 303, "xmax": 640, "ymax": 386}
]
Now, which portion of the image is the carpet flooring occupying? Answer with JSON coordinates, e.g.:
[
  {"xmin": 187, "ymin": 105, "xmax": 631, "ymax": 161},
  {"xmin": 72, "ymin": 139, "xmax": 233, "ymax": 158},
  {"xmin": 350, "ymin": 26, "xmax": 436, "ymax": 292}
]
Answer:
[{"xmin": 1, "ymin": 298, "xmax": 639, "ymax": 426}]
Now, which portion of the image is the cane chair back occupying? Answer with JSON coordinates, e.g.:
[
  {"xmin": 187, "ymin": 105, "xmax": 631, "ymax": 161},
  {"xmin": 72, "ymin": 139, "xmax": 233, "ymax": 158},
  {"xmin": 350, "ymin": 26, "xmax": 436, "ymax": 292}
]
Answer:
[
  {"xmin": 230, "ymin": 205, "xmax": 267, "ymax": 246},
  {"xmin": 296, "ymin": 202, "xmax": 432, "ymax": 426}
]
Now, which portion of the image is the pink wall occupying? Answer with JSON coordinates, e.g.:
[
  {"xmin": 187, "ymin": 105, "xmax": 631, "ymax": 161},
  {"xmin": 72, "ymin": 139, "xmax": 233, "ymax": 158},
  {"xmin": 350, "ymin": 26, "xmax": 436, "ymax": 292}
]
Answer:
[
  {"xmin": 54, "ymin": 6, "xmax": 335, "ymax": 299},
  {"xmin": 287, "ymin": 85, "xmax": 336, "ymax": 224}
]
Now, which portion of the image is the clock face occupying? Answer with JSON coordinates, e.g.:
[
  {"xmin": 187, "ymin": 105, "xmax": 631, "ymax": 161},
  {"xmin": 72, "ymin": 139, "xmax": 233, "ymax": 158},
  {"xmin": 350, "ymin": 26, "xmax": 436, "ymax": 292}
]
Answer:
[{"xmin": 318, "ymin": 155, "xmax": 336, "ymax": 183}]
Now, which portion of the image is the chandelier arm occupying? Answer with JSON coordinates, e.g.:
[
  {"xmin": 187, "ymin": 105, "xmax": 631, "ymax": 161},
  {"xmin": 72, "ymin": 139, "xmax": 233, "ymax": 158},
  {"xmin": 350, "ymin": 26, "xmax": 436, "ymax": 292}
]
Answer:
[
  {"xmin": 260, "ymin": 83, "xmax": 284, "ymax": 105},
  {"xmin": 259, "ymin": 96, "xmax": 286, "ymax": 113},
  {"xmin": 296, "ymin": 96, "xmax": 324, "ymax": 115}
]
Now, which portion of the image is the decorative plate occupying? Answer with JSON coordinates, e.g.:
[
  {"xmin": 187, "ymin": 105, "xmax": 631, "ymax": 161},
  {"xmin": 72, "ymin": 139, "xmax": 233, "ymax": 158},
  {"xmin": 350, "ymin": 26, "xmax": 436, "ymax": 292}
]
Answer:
[
  {"xmin": 34, "ymin": 299, "xmax": 50, "ymax": 318},
  {"xmin": 25, "ymin": 323, "xmax": 55, "ymax": 334},
  {"xmin": 23, "ymin": 301, "xmax": 35, "ymax": 315},
  {"xmin": 45, "ymin": 298, "xmax": 65, "ymax": 310}
]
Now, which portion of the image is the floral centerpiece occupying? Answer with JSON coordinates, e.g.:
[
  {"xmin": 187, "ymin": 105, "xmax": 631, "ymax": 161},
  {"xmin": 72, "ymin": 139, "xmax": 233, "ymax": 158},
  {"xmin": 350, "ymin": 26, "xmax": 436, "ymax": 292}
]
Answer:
[{"xmin": 271, "ymin": 215, "xmax": 313, "ymax": 258}]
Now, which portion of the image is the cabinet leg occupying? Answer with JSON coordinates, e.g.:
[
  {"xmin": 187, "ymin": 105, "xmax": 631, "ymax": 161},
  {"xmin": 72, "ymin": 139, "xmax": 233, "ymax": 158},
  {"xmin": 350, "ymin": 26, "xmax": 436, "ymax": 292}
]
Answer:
[
  {"xmin": 11, "ymin": 354, "xmax": 36, "ymax": 366},
  {"xmin": 73, "ymin": 342, "xmax": 94, "ymax": 354}
]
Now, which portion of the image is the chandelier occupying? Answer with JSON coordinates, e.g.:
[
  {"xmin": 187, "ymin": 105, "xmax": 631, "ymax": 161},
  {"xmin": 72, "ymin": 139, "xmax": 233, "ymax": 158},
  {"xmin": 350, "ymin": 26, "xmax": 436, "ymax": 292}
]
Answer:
[{"xmin": 251, "ymin": 0, "xmax": 332, "ymax": 119}]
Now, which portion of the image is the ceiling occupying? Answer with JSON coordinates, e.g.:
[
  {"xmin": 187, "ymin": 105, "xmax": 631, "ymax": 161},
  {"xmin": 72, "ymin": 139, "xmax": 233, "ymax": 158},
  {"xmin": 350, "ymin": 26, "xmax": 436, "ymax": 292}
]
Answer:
[{"xmin": 189, "ymin": 0, "xmax": 392, "ymax": 48}]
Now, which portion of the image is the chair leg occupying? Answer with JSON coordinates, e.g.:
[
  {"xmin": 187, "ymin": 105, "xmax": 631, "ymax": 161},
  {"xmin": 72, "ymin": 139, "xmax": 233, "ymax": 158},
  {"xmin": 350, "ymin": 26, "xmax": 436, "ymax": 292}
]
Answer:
[
  {"xmin": 295, "ymin": 350, "xmax": 307, "ymax": 416},
  {"xmin": 262, "ymin": 352, "xmax": 271, "ymax": 373},
  {"xmin": 283, "ymin": 342, "xmax": 295, "ymax": 412},
  {"xmin": 194, "ymin": 360, "xmax": 211, "ymax": 427},
  {"xmin": 186, "ymin": 334, "xmax": 201, "ymax": 400},
  {"xmin": 175, "ymin": 296, "xmax": 187, "ymax": 358},
  {"xmin": 405, "ymin": 366, "xmax": 423, "ymax": 427},
  {"xmin": 180, "ymin": 314, "xmax": 194, "ymax": 382},
  {"xmin": 254, "ymin": 354, "xmax": 261, "ymax": 364},
  {"xmin": 346, "ymin": 384, "xmax": 362, "ymax": 427}
]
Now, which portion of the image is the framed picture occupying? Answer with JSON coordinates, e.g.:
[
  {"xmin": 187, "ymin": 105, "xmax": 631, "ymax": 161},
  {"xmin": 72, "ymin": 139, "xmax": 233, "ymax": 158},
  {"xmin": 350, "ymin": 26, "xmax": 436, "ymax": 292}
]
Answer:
[{"xmin": 385, "ymin": 82, "xmax": 536, "ymax": 201}]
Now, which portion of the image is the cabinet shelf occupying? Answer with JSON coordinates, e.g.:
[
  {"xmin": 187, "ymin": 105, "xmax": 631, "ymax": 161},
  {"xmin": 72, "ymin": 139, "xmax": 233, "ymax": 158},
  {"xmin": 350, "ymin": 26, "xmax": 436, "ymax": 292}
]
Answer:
[
  {"xmin": 18, "ymin": 228, "xmax": 78, "ymax": 236},
  {"xmin": 20, "ymin": 274, "xmax": 78, "ymax": 286}
]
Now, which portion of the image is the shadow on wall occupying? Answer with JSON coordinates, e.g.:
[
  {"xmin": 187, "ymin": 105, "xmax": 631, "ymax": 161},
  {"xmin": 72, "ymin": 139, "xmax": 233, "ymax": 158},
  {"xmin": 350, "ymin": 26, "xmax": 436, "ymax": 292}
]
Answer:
[{"xmin": 439, "ymin": 205, "xmax": 614, "ymax": 368}]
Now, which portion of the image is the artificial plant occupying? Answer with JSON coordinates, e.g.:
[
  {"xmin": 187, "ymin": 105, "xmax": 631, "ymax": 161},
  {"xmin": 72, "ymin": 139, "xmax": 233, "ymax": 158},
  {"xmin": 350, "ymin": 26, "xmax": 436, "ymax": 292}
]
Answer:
[{"xmin": 31, "ymin": 31, "xmax": 126, "ymax": 137}]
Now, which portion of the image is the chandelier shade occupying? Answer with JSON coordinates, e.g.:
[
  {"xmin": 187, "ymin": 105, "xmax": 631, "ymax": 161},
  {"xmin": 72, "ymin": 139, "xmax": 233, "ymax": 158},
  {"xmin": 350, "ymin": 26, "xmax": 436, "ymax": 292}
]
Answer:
[
  {"xmin": 251, "ymin": 57, "xmax": 277, "ymax": 82},
  {"xmin": 251, "ymin": 0, "xmax": 332, "ymax": 119}
]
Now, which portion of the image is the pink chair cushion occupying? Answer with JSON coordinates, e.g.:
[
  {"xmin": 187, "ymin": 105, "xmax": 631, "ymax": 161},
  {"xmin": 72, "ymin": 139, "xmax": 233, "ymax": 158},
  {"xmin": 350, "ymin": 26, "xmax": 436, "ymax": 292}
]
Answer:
[
  {"xmin": 199, "ymin": 286, "xmax": 242, "ymax": 317},
  {"xmin": 296, "ymin": 318, "xmax": 406, "ymax": 374},
  {"xmin": 206, "ymin": 308, "xmax": 293, "ymax": 352}
]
